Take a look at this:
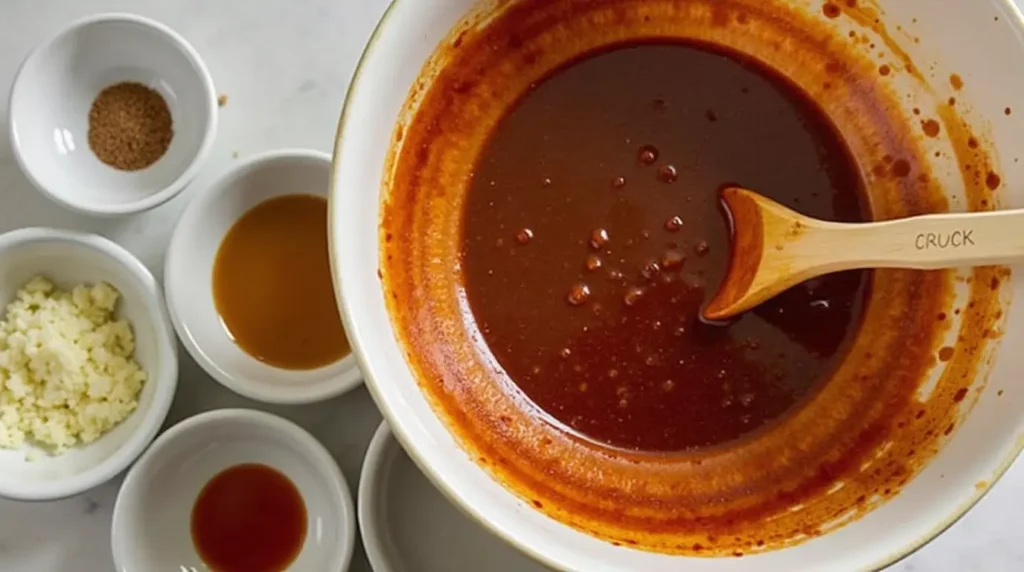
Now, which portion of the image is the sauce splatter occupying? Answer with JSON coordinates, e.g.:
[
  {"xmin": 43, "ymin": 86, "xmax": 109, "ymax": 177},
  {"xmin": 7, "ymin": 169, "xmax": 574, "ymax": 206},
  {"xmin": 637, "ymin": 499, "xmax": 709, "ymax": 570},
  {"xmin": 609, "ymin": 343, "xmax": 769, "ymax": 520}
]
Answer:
[{"xmin": 938, "ymin": 346, "xmax": 955, "ymax": 362}]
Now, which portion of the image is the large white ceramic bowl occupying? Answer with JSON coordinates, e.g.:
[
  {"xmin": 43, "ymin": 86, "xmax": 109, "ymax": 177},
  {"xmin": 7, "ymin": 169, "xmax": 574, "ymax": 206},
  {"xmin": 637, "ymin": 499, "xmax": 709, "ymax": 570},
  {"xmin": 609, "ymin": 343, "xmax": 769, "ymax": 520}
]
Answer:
[
  {"xmin": 8, "ymin": 13, "xmax": 217, "ymax": 216},
  {"xmin": 165, "ymin": 149, "xmax": 362, "ymax": 404},
  {"xmin": 331, "ymin": 1, "xmax": 1024, "ymax": 570},
  {"xmin": 0, "ymin": 228, "xmax": 178, "ymax": 501}
]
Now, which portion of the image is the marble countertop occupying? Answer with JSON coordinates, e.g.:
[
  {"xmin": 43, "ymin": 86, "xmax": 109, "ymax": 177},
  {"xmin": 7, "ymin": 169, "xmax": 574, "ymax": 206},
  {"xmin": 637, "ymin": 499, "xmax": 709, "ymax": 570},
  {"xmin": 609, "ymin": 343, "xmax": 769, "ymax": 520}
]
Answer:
[{"xmin": 0, "ymin": 1, "xmax": 1020, "ymax": 570}]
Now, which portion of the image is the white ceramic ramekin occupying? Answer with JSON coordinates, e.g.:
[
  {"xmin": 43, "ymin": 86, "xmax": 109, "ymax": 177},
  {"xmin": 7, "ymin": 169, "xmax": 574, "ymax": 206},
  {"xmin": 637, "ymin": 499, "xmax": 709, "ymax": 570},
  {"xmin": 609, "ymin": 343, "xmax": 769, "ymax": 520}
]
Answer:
[
  {"xmin": 0, "ymin": 227, "xmax": 178, "ymax": 501},
  {"xmin": 8, "ymin": 13, "xmax": 217, "ymax": 216}
]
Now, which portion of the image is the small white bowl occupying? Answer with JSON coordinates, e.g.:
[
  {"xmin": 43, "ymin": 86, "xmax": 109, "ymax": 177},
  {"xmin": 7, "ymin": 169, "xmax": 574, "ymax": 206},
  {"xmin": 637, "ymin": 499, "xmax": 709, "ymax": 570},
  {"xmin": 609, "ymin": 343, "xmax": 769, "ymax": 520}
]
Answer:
[
  {"xmin": 359, "ymin": 422, "xmax": 552, "ymax": 572},
  {"xmin": 8, "ymin": 13, "xmax": 217, "ymax": 216},
  {"xmin": 111, "ymin": 409, "xmax": 355, "ymax": 571},
  {"xmin": 0, "ymin": 227, "xmax": 178, "ymax": 501},
  {"xmin": 165, "ymin": 149, "xmax": 362, "ymax": 404}
]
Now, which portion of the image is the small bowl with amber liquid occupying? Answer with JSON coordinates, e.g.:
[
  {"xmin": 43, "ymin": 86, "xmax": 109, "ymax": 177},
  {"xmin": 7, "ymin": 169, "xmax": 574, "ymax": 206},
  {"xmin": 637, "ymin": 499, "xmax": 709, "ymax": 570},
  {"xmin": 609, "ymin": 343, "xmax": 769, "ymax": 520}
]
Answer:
[{"xmin": 164, "ymin": 149, "xmax": 360, "ymax": 403}]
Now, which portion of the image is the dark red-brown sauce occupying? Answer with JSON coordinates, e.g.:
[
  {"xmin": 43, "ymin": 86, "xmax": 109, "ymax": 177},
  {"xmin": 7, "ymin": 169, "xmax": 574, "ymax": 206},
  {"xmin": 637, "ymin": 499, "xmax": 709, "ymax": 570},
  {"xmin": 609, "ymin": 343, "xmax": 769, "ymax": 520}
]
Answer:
[
  {"xmin": 191, "ymin": 464, "xmax": 307, "ymax": 572},
  {"xmin": 461, "ymin": 43, "xmax": 869, "ymax": 451}
]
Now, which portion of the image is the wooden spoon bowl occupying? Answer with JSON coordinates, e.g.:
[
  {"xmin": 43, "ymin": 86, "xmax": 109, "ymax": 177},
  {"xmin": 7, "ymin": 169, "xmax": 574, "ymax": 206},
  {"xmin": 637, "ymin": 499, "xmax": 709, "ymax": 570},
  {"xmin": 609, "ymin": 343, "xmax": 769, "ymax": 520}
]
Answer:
[{"xmin": 704, "ymin": 186, "xmax": 1022, "ymax": 320}]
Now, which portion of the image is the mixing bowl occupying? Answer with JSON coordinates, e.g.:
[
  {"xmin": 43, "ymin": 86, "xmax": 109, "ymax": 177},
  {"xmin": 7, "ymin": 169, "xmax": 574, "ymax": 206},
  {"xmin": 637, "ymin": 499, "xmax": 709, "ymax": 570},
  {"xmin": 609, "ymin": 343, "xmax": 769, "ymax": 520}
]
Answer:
[{"xmin": 330, "ymin": 1, "xmax": 1024, "ymax": 569}]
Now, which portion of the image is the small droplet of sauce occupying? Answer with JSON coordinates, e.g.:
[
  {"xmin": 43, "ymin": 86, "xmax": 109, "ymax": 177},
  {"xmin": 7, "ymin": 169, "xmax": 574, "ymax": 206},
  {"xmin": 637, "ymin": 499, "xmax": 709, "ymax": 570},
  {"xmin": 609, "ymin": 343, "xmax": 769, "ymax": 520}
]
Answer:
[
  {"xmin": 516, "ymin": 228, "xmax": 534, "ymax": 244},
  {"xmin": 638, "ymin": 144, "xmax": 659, "ymax": 165},
  {"xmin": 1005, "ymin": 107, "xmax": 1013, "ymax": 116},
  {"xmin": 642, "ymin": 260, "xmax": 662, "ymax": 279},
  {"xmin": 879, "ymin": 64, "xmax": 891, "ymax": 76},
  {"xmin": 986, "ymin": 171, "xmax": 1001, "ymax": 190},
  {"xmin": 590, "ymin": 228, "xmax": 610, "ymax": 249},
  {"xmin": 612, "ymin": 176, "xmax": 627, "ymax": 189},
  {"xmin": 823, "ymin": 2, "xmax": 841, "ymax": 18},
  {"xmin": 694, "ymin": 241, "xmax": 710, "ymax": 257},
  {"xmin": 560, "ymin": 347, "xmax": 572, "ymax": 359},
  {"xmin": 567, "ymin": 283, "xmax": 591, "ymax": 306},
  {"xmin": 891, "ymin": 159, "xmax": 911, "ymax": 178},
  {"xmin": 950, "ymin": 73, "xmax": 964, "ymax": 91},
  {"xmin": 542, "ymin": 177, "xmax": 553, "ymax": 187},
  {"xmin": 657, "ymin": 164, "xmax": 679, "ymax": 183},
  {"xmin": 953, "ymin": 387, "xmax": 968, "ymax": 402},
  {"xmin": 585, "ymin": 254, "xmax": 603, "ymax": 271},
  {"xmin": 967, "ymin": 136, "xmax": 979, "ymax": 149},
  {"xmin": 191, "ymin": 464, "xmax": 306, "ymax": 572},
  {"xmin": 624, "ymin": 286, "xmax": 646, "ymax": 306},
  {"xmin": 921, "ymin": 119, "xmax": 940, "ymax": 137},
  {"xmin": 664, "ymin": 216, "xmax": 683, "ymax": 232},
  {"xmin": 661, "ymin": 250, "xmax": 686, "ymax": 269}
]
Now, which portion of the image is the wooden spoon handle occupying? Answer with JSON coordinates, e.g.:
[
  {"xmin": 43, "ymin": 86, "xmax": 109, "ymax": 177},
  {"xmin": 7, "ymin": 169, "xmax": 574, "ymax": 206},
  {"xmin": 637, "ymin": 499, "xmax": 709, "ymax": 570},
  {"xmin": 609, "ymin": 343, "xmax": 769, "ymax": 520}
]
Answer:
[
  {"xmin": 807, "ymin": 208, "xmax": 1024, "ymax": 270},
  {"xmin": 706, "ymin": 187, "xmax": 1022, "ymax": 321}
]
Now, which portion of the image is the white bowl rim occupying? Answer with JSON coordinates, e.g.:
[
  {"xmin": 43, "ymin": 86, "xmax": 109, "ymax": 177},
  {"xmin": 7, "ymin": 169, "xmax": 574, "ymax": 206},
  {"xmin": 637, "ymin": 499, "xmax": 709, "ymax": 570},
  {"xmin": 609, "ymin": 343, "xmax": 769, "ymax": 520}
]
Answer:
[
  {"xmin": 0, "ymin": 226, "xmax": 179, "ymax": 501},
  {"xmin": 359, "ymin": 421, "xmax": 550, "ymax": 572},
  {"xmin": 329, "ymin": 1, "xmax": 1024, "ymax": 571},
  {"xmin": 7, "ymin": 12, "xmax": 219, "ymax": 216},
  {"xmin": 109, "ymin": 407, "xmax": 357, "ymax": 571},
  {"xmin": 358, "ymin": 421, "xmax": 395, "ymax": 571},
  {"xmin": 165, "ymin": 148, "xmax": 364, "ymax": 404}
]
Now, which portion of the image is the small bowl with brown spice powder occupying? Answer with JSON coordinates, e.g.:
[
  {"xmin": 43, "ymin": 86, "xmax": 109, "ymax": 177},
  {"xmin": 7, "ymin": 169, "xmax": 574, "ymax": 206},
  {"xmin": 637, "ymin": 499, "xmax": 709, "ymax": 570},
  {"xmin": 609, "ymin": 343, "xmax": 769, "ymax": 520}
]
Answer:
[{"xmin": 8, "ymin": 13, "xmax": 217, "ymax": 216}]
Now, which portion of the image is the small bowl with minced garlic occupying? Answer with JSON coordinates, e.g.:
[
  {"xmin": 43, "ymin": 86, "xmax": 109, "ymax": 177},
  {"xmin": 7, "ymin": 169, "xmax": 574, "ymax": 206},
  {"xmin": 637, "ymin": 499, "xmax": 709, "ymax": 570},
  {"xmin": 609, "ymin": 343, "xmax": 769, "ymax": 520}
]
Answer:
[{"xmin": 0, "ymin": 227, "xmax": 178, "ymax": 501}]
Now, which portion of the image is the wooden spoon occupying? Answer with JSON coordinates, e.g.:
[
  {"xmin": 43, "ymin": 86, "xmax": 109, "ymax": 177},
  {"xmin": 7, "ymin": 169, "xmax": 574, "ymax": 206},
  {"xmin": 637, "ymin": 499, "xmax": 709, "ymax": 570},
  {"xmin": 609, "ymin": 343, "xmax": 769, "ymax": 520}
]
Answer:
[{"xmin": 703, "ymin": 186, "xmax": 1020, "ymax": 320}]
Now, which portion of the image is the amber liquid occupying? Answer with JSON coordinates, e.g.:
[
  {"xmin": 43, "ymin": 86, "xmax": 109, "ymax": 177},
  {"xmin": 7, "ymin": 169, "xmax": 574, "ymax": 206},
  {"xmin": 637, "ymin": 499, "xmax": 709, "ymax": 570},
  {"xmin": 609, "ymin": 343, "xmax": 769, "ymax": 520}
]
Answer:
[
  {"xmin": 191, "ymin": 464, "xmax": 307, "ymax": 572},
  {"xmin": 213, "ymin": 194, "xmax": 351, "ymax": 370}
]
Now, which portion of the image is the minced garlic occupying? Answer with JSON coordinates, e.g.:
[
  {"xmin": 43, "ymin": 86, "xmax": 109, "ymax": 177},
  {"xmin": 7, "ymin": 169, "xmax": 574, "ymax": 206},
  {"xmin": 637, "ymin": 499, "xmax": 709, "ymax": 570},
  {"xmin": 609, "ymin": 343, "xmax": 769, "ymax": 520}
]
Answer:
[{"xmin": 0, "ymin": 277, "xmax": 146, "ymax": 454}]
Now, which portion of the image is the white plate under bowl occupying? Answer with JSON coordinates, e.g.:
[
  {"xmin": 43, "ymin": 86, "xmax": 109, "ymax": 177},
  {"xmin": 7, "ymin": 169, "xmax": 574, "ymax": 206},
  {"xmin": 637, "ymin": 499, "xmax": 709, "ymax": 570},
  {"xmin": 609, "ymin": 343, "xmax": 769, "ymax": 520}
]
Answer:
[
  {"xmin": 0, "ymin": 227, "xmax": 178, "ymax": 501},
  {"xmin": 8, "ymin": 12, "xmax": 217, "ymax": 216},
  {"xmin": 359, "ymin": 422, "xmax": 554, "ymax": 572},
  {"xmin": 111, "ymin": 408, "xmax": 356, "ymax": 572},
  {"xmin": 165, "ymin": 149, "xmax": 362, "ymax": 404}
]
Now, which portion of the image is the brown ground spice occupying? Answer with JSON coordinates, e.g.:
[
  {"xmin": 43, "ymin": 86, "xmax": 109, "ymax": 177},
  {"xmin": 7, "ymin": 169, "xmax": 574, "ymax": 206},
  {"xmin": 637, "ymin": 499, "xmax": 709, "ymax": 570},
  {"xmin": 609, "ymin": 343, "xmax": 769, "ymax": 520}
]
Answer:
[{"xmin": 87, "ymin": 82, "xmax": 174, "ymax": 171}]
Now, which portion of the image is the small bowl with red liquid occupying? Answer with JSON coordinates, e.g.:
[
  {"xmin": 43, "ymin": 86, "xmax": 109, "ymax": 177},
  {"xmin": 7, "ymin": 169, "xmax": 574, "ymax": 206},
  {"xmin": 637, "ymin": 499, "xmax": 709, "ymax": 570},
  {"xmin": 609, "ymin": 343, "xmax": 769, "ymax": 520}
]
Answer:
[{"xmin": 110, "ymin": 409, "xmax": 355, "ymax": 572}]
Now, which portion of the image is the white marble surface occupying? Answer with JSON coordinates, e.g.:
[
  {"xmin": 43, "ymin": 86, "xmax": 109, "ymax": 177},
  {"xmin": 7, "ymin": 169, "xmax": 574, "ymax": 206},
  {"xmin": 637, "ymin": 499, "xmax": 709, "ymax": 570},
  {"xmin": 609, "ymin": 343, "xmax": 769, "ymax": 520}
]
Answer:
[{"xmin": 0, "ymin": 1, "xmax": 1021, "ymax": 570}]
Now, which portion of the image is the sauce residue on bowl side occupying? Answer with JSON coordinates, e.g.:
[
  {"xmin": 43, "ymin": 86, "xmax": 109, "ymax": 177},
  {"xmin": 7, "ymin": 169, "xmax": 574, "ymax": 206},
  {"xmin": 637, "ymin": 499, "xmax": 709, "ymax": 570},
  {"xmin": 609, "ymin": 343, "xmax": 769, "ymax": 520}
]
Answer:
[
  {"xmin": 191, "ymin": 463, "xmax": 307, "ymax": 572},
  {"xmin": 213, "ymin": 194, "xmax": 350, "ymax": 370}
]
